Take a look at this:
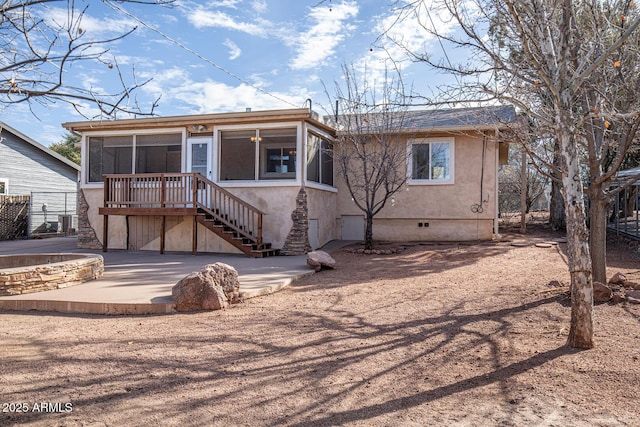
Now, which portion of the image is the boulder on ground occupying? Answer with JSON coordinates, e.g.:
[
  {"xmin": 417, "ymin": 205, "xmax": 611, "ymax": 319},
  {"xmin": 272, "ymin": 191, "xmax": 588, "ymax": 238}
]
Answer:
[
  {"xmin": 306, "ymin": 250, "xmax": 336, "ymax": 272},
  {"xmin": 593, "ymin": 281, "xmax": 613, "ymax": 304},
  {"xmin": 172, "ymin": 263, "xmax": 241, "ymax": 312},
  {"xmin": 627, "ymin": 290, "xmax": 640, "ymax": 304},
  {"xmin": 609, "ymin": 272, "xmax": 627, "ymax": 285}
]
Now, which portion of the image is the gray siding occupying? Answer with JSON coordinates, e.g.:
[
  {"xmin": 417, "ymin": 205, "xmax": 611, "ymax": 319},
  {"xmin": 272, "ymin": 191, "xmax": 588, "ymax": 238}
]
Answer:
[
  {"xmin": 0, "ymin": 128, "xmax": 78, "ymax": 195},
  {"xmin": 0, "ymin": 127, "xmax": 79, "ymax": 234}
]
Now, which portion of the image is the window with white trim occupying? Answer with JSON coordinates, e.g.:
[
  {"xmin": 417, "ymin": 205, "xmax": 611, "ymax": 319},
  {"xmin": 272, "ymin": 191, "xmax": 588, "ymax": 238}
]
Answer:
[
  {"xmin": 0, "ymin": 178, "xmax": 8, "ymax": 195},
  {"xmin": 219, "ymin": 127, "xmax": 298, "ymax": 181},
  {"xmin": 408, "ymin": 138, "xmax": 454, "ymax": 183},
  {"xmin": 306, "ymin": 131, "xmax": 333, "ymax": 186},
  {"xmin": 87, "ymin": 133, "xmax": 182, "ymax": 183}
]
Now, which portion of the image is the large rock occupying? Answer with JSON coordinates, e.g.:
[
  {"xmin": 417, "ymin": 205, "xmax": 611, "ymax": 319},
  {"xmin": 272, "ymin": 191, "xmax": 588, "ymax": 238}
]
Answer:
[
  {"xmin": 172, "ymin": 263, "xmax": 241, "ymax": 312},
  {"xmin": 306, "ymin": 250, "xmax": 336, "ymax": 272},
  {"xmin": 609, "ymin": 272, "xmax": 627, "ymax": 285},
  {"xmin": 627, "ymin": 290, "xmax": 640, "ymax": 304},
  {"xmin": 593, "ymin": 281, "xmax": 612, "ymax": 304}
]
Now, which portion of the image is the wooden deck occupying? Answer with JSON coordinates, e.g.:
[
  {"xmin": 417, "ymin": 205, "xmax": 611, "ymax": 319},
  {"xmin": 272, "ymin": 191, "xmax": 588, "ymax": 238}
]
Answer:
[{"xmin": 100, "ymin": 173, "xmax": 271, "ymax": 256}]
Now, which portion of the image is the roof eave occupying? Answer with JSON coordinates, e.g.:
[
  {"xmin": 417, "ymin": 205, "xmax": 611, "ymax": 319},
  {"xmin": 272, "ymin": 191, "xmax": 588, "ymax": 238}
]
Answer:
[{"xmin": 63, "ymin": 108, "xmax": 336, "ymax": 136}]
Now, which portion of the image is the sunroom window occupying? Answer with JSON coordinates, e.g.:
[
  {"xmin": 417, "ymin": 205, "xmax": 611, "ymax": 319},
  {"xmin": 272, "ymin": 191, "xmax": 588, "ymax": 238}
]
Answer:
[
  {"xmin": 259, "ymin": 128, "xmax": 297, "ymax": 180},
  {"xmin": 135, "ymin": 134, "xmax": 182, "ymax": 174},
  {"xmin": 306, "ymin": 131, "xmax": 333, "ymax": 186},
  {"xmin": 88, "ymin": 136, "xmax": 132, "ymax": 182},
  {"xmin": 87, "ymin": 133, "xmax": 182, "ymax": 183},
  {"xmin": 219, "ymin": 129, "xmax": 257, "ymax": 180},
  {"xmin": 219, "ymin": 127, "xmax": 297, "ymax": 181}
]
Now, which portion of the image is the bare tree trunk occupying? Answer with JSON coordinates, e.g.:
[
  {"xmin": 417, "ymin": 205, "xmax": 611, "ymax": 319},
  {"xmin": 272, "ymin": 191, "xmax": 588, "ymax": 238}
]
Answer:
[
  {"xmin": 589, "ymin": 195, "xmax": 608, "ymax": 285},
  {"xmin": 365, "ymin": 214, "xmax": 374, "ymax": 250},
  {"xmin": 549, "ymin": 147, "xmax": 566, "ymax": 230},
  {"xmin": 559, "ymin": 132, "xmax": 594, "ymax": 349}
]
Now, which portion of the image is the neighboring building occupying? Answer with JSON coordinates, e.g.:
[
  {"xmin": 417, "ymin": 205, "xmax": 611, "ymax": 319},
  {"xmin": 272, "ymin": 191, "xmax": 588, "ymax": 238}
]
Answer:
[
  {"xmin": 62, "ymin": 106, "xmax": 514, "ymax": 256},
  {"xmin": 0, "ymin": 122, "xmax": 80, "ymax": 236}
]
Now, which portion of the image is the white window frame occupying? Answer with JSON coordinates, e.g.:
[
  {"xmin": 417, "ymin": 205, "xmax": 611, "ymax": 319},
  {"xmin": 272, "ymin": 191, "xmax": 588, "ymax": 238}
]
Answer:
[
  {"xmin": 407, "ymin": 137, "xmax": 455, "ymax": 185},
  {"xmin": 81, "ymin": 128, "xmax": 187, "ymax": 188},
  {"xmin": 0, "ymin": 178, "xmax": 8, "ymax": 195},
  {"xmin": 214, "ymin": 121, "xmax": 303, "ymax": 187},
  {"xmin": 305, "ymin": 127, "xmax": 335, "ymax": 189}
]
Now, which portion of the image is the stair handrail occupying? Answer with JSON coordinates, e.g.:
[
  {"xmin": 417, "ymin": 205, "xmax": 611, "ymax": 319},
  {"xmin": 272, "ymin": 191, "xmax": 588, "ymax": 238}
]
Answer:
[{"xmin": 193, "ymin": 174, "xmax": 264, "ymax": 245}]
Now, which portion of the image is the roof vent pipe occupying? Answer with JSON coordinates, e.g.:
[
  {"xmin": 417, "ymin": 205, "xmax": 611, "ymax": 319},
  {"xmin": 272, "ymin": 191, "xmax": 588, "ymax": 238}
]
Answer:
[{"xmin": 245, "ymin": 108, "xmax": 251, "ymax": 112}]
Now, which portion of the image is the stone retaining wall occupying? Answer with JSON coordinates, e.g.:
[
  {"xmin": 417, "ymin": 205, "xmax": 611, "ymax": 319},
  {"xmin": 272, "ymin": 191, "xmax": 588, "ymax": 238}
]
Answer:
[{"xmin": 0, "ymin": 254, "xmax": 104, "ymax": 296}]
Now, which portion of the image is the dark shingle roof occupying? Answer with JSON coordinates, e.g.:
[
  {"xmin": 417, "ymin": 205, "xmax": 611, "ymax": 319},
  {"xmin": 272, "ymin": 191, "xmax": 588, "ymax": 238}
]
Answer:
[
  {"xmin": 329, "ymin": 105, "xmax": 517, "ymax": 133},
  {"xmin": 403, "ymin": 105, "xmax": 517, "ymax": 130}
]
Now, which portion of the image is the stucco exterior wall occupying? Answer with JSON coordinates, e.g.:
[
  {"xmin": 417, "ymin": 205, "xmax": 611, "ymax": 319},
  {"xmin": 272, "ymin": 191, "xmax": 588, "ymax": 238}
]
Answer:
[
  {"xmin": 82, "ymin": 188, "xmax": 126, "ymax": 250},
  {"xmin": 335, "ymin": 132, "xmax": 499, "ymax": 241},
  {"xmin": 372, "ymin": 218, "xmax": 494, "ymax": 241},
  {"xmin": 222, "ymin": 186, "xmax": 298, "ymax": 248},
  {"xmin": 305, "ymin": 186, "xmax": 338, "ymax": 248}
]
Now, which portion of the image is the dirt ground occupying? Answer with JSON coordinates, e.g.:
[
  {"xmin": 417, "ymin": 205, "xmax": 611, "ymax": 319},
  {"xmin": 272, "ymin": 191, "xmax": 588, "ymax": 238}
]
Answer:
[{"xmin": 1, "ymin": 225, "xmax": 639, "ymax": 427}]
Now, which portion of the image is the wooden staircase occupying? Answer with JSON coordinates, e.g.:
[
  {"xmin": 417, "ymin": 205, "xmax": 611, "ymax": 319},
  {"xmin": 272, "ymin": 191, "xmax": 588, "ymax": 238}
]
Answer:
[
  {"xmin": 193, "ymin": 174, "xmax": 279, "ymax": 258},
  {"xmin": 195, "ymin": 210, "xmax": 279, "ymax": 258}
]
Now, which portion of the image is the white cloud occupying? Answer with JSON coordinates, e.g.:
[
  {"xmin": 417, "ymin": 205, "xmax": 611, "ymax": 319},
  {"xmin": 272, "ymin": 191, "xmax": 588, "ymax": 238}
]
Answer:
[
  {"xmin": 187, "ymin": 8, "xmax": 270, "ymax": 37},
  {"xmin": 172, "ymin": 80, "xmax": 299, "ymax": 113},
  {"xmin": 44, "ymin": 6, "xmax": 138, "ymax": 37},
  {"xmin": 289, "ymin": 1, "xmax": 359, "ymax": 70},
  {"xmin": 223, "ymin": 39, "xmax": 242, "ymax": 60},
  {"xmin": 251, "ymin": 0, "xmax": 268, "ymax": 14},
  {"xmin": 138, "ymin": 67, "xmax": 192, "ymax": 100},
  {"xmin": 344, "ymin": 0, "xmax": 462, "ymax": 95}
]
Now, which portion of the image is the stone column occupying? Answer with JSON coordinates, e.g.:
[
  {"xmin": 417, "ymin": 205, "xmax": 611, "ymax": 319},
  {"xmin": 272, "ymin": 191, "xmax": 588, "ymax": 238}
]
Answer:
[
  {"xmin": 280, "ymin": 187, "xmax": 312, "ymax": 256},
  {"xmin": 77, "ymin": 189, "xmax": 102, "ymax": 250}
]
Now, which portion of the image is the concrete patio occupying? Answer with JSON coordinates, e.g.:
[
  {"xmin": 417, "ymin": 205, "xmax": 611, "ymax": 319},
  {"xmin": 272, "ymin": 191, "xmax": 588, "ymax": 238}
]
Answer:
[{"xmin": 0, "ymin": 236, "xmax": 317, "ymax": 315}]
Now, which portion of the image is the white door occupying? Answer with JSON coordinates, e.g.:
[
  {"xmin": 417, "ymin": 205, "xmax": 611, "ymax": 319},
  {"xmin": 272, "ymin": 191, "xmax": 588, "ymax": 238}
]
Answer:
[
  {"xmin": 187, "ymin": 137, "xmax": 212, "ymax": 180},
  {"xmin": 186, "ymin": 138, "xmax": 212, "ymax": 208}
]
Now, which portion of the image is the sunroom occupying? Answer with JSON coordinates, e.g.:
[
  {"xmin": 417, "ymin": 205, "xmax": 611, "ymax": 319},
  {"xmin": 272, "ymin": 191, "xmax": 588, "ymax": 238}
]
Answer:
[{"xmin": 64, "ymin": 108, "xmax": 337, "ymax": 257}]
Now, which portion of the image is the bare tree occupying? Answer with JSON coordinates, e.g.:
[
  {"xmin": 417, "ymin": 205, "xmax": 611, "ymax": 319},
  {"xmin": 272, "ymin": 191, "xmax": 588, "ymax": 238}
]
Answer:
[
  {"xmin": 325, "ymin": 63, "xmax": 412, "ymax": 250},
  {"xmin": 387, "ymin": 0, "xmax": 640, "ymax": 348},
  {"xmin": 0, "ymin": 0, "xmax": 172, "ymax": 118},
  {"xmin": 499, "ymin": 144, "xmax": 549, "ymax": 216}
]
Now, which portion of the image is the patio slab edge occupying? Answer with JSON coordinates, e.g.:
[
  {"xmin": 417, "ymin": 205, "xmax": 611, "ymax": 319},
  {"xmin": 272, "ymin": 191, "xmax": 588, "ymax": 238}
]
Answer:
[
  {"xmin": 0, "ymin": 299, "xmax": 175, "ymax": 315},
  {"xmin": 239, "ymin": 270, "xmax": 314, "ymax": 300},
  {"xmin": 0, "ymin": 270, "xmax": 316, "ymax": 315}
]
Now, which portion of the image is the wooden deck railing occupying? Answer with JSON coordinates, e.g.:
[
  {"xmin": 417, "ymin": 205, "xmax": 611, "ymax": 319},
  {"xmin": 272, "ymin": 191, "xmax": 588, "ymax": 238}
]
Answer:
[{"xmin": 103, "ymin": 173, "xmax": 264, "ymax": 244}]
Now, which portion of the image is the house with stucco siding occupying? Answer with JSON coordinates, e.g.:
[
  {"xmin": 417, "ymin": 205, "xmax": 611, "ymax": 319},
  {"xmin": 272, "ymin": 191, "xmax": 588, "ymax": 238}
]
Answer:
[{"xmin": 62, "ymin": 106, "xmax": 514, "ymax": 257}]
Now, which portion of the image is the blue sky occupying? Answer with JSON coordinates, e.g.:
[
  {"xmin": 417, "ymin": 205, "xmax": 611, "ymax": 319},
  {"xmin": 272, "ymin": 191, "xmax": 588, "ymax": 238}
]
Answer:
[{"xmin": 2, "ymin": 0, "xmax": 461, "ymax": 146}]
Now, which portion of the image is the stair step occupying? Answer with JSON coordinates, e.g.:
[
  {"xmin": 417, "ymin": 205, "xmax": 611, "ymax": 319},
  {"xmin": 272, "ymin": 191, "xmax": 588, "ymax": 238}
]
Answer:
[{"xmin": 196, "ymin": 215, "xmax": 278, "ymax": 258}]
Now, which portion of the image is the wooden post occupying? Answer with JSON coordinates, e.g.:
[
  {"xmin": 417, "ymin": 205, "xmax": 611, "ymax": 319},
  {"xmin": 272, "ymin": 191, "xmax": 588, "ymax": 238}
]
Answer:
[
  {"xmin": 160, "ymin": 216, "xmax": 166, "ymax": 255},
  {"xmin": 160, "ymin": 174, "xmax": 166, "ymax": 255},
  {"xmin": 103, "ymin": 215, "xmax": 108, "ymax": 252},
  {"xmin": 257, "ymin": 214, "xmax": 263, "ymax": 246},
  {"xmin": 161, "ymin": 174, "xmax": 166, "ymax": 208},
  {"xmin": 103, "ymin": 175, "xmax": 109, "ymax": 252},
  {"xmin": 192, "ymin": 215, "xmax": 197, "ymax": 255}
]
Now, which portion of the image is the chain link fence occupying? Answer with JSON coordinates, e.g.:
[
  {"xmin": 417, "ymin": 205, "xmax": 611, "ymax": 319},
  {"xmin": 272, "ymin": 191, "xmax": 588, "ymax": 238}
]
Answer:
[{"xmin": 28, "ymin": 191, "xmax": 78, "ymax": 237}]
